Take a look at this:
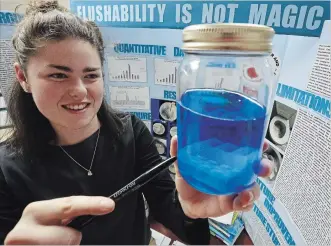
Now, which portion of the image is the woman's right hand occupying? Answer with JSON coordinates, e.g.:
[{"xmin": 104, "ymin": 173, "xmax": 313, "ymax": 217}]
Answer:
[{"xmin": 4, "ymin": 196, "xmax": 115, "ymax": 245}]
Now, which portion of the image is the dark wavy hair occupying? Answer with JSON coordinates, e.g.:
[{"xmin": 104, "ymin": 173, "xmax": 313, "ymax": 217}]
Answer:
[{"xmin": 5, "ymin": 0, "xmax": 123, "ymax": 159}]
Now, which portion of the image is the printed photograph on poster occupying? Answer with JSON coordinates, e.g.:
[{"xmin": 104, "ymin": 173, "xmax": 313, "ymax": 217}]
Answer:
[
  {"xmin": 154, "ymin": 58, "xmax": 180, "ymax": 87},
  {"xmin": 151, "ymin": 99, "xmax": 177, "ymax": 128},
  {"xmin": 154, "ymin": 137, "xmax": 167, "ymax": 157},
  {"xmin": 159, "ymin": 101, "xmax": 177, "ymax": 122},
  {"xmin": 109, "ymin": 86, "xmax": 150, "ymax": 110},
  {"xmin": 151, "ymin": 98, "xmax": 177, "ymax": 165},
  {"xmin": 262, "ymin": 144, "xmax": 283, "ymax": 187},
  {"xmin": 266, "ymin": 100, "xmax": 297, "ymax": 154},
  {"xmin": 108, "ymin": 56, "xmax": 147, "ymax": 83},
  {"xmin": 152, "ymin": 121, "xmax": 167, "ymax": 137}
]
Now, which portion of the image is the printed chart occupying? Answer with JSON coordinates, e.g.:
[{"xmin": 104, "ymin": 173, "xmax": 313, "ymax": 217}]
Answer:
[
  {"xmin": 109, "ymin": 86, "xmax": 150, "ymax": 110},
  {"xmin": 204, "ymin": 66, "xmax": 240, "ymax": 92},
  {"xmin": 108, "ymin": 56, "xmax": 147, "ymax": 83},
  {"xmin": 154, "ymin": 58, "xmax": 180, "ymax": 86}
]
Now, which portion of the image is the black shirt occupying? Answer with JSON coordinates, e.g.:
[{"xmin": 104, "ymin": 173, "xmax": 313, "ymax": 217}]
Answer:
[{"xmin": 0, "ymin": 113, "xmax": 210, "ymax": 244}]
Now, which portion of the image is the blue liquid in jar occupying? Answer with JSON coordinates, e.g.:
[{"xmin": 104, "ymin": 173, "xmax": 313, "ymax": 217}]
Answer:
[{"xmin": 177, "ymin": 89, "xmax": 267, "ymax": 195}]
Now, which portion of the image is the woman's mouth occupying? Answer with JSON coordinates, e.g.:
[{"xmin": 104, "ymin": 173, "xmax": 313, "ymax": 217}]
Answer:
[{"xmin": 62, "ymin": 103, "xmax": 90, "ymax": 112}]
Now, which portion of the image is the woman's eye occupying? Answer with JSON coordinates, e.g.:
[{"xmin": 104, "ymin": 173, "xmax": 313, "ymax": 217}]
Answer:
[
  {"xmin": 85, "ymin": 74, "xmax": 100, "ymax": 79},
  {"xmin": 49, "ymin": 73, "xmax": 67, "ymax": 79}
]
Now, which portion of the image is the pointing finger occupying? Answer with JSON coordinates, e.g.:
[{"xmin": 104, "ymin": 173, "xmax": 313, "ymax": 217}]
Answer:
[
  {"xmin": 23, "ymin": 196, "xmax": 115, "ymax": 225},
  {"xmin": 5, "ymin": 224, "xmax": 82, "ymax": 245}
]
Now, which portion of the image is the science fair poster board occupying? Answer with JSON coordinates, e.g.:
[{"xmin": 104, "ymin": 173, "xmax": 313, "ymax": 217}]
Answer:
[
  {"xmin": 67, "ymin": 0, "xmax": 330, "ymax": 160},
  {"xmin": 68, "ymin": 1, "xmax": 331, "ymax": 245},
  {"xmin": 1, "ymin": 0, "xmax": 330, "ymax": 245}
]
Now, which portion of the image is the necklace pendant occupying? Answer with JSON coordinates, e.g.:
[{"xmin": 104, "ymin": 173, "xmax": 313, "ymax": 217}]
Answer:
[{"xmin": 87, "ymin": 171, "xmax": 93, "ymax": 176}]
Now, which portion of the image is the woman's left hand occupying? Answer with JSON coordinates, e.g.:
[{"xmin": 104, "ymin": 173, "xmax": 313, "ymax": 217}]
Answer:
[{"xmin": 170, "ymin": 135, "xmax": 273, "ymax": 219}]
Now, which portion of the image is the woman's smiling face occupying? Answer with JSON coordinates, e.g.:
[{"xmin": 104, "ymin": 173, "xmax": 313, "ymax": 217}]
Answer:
[{"xmin": 15, "ymin": 38, "xmax": 104, "ymax": 132}]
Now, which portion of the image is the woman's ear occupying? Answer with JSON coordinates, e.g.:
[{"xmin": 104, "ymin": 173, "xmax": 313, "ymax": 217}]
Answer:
[{"xmin": 14, "ymin": 62, "xmax": 30, "ymax": 93}]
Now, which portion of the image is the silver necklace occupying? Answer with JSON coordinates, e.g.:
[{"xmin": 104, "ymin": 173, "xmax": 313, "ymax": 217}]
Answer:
[{"xmin": 59, "ymin": 128, "xmax": 100, "ymax": 176}]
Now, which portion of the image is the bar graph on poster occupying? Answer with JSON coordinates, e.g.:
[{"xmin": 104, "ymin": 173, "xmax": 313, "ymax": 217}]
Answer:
[
  {"xmin": 108, "ymin": 56, "xmax": 147, "ymax": 83},
  {"xmin": 204, "ymin": 66, "xmax": 239, "ymax": 92},
  {"xmin": 154, "ymin": 58, "xmax": 180, "ymax": 87},
  {"xmin": 109, "ymin": 86, "xmax": 150, "ymax": 110}
]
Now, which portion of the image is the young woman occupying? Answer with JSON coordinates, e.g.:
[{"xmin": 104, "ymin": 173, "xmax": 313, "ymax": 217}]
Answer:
[{"xmin": 0, "ymin": 0, "xmax": 273, "ymax": 244}]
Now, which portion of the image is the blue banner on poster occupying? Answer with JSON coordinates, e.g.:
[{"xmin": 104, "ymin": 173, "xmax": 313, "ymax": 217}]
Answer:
[
  {"xmin": 0, "ymin": 11, "xmax": 23, "ymax": 25},
  {"xmin": 70, "ymin": 0, "xmax": 330, "ymax": 37}
]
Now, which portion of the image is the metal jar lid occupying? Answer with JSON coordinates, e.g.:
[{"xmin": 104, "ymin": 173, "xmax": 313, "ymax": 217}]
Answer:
[{"xmin": 182, "ymin": 23, "xmax": 275, "ymax": 53}]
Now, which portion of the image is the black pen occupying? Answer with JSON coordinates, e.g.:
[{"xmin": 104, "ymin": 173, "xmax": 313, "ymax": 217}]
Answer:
[{"xmin": 67, "ymin": 156, "xmax": 177, "ymax": 230}]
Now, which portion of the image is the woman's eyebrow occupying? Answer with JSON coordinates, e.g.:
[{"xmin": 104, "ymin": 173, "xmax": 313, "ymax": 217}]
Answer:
[
  {"xmin": 47, "ymin": 64, "xmax": 72, "ymax": 72},
  {"xmin": 83, "ymin": 67, "xmax": 101, "ymax": 72},
  {"xmin": 46, "ymin": 64, "xmax": 101, "ymax": 73}
]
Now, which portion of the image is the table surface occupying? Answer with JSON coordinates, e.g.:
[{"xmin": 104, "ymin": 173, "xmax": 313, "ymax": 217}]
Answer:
[
  {"xmin": 150, "ymin": 221, "xmax": 253, "ymax": 245},
  {"xmin": 209, "ymin": 229, "xmax": 253, "ymax": 245}
]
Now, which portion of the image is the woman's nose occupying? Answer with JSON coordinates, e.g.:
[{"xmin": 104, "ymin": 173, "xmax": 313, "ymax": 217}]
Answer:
[{"xmin": 68, "ymin": 79, "xmax": 87, "ymax": 100}]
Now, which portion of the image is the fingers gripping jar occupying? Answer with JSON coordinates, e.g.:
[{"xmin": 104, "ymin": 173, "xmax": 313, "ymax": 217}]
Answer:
[{"xmin": 176, "ymin": 23, "xmax": 276, "ymax": 195}]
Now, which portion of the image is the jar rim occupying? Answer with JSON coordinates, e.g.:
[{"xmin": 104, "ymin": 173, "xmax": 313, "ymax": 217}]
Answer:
[{"xmin": 182, "ymin": 23, "xmax": 275, "ymax": 53}]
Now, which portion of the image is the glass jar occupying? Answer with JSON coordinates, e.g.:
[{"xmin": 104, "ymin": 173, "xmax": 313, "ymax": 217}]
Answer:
[{"xmin": 176, "ymin": 23, "xmax": 276, "ymax": 195}]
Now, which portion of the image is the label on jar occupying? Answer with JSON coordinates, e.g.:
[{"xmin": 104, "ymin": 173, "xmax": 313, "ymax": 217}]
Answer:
[{"xmin": 243, "ymin": 85, "xmax": 259, "ymax": 99}]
